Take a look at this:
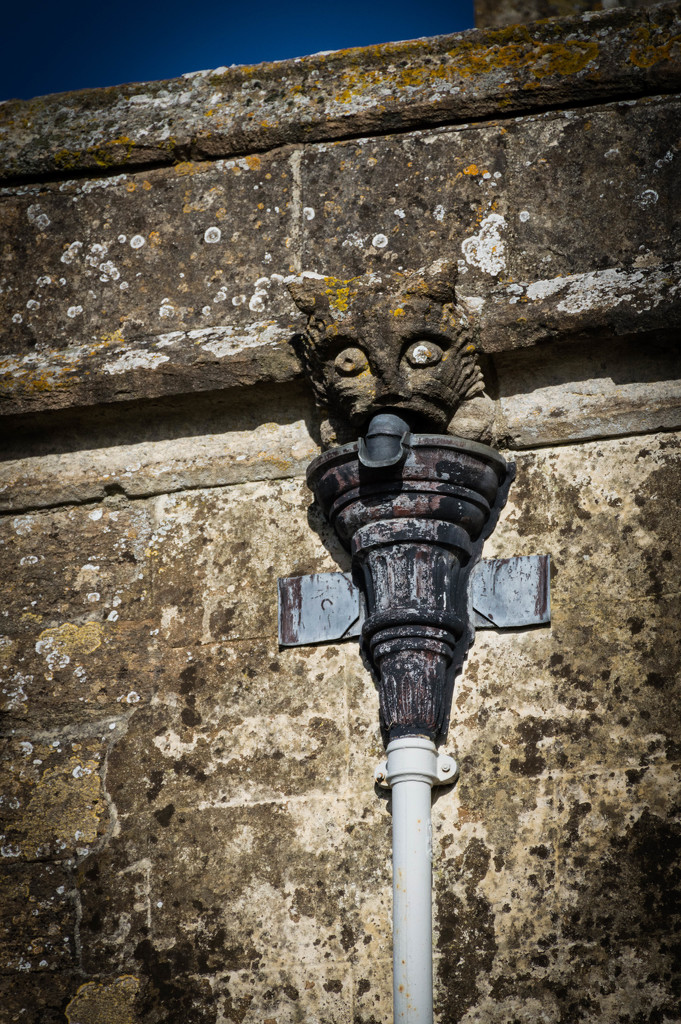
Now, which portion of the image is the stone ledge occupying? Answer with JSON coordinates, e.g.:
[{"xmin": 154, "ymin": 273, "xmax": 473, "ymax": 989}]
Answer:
[
  {"xmin": 0, "ymin": 415, "xmax": 319, "ymax": 512},
  {"xmin": 0, "ymin": 324, "xmax": 301, "ymax": 416},
  {"xmin": 1, "ymin": 2, "xmax": 679, "ymax": 183},
  {"xmin": 2, "ymin": 260, "xmax": 677, "ymax": 418},
  {"xmin": 1, "ymin": 334, "xmax": 678, "ymax": 512}
]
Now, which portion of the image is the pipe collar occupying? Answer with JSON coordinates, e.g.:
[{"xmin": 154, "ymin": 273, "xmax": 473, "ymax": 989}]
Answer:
[{"xmin": 374, "ymin": 737, "xmax": 458, "ymax": 788}]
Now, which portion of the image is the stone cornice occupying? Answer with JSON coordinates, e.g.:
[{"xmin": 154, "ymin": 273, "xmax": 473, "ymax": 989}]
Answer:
[{"xmin": 1, "ymin": 1, "xmax": 679, "ymax": 183}]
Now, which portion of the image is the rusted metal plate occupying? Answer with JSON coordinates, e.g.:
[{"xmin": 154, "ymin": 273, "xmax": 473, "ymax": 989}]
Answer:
[
  {"xmin": 278, "ymin": 555, "xmax": 550, "ymax": 646},
  {"xmin": 277, "ymin": 572, "xmax": 364, "ymax": 647},
  {"xmin": 470, "ymin": 554, "xmax": 551, "ymax": 629}
]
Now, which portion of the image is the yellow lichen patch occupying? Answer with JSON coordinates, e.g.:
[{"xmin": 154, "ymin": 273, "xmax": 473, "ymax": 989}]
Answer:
[
  {"xmin": 463, "ymin": 164, "xmax": 479, "ymax": 175},
  {"xmin": 19, "ymin": 611, "xmax": 42, "ymax": 625},
  {"xmin": 54, "ymin": 136, "xmax": 136, "ymax": 171},
  {"xmin": 100, "ymin": 329, "xmax": 126, "ymax": 346},
  {"xmin": 11, "ymin": 755, "xmax": 105, "ymax": 859},
  {"xmin": 260, "ymin": 454, "xmax": 295, "ymax": 472},
  {"xmin": 37, "ymin": 621, "xmax": 103, "ymax": 660},
  {"xmin": 629, "ymin": 25, "xmax": 681, "ymax": 68},
  {"xmin": 328, "ymin": 286, "xmax": 350, "ymax": 313},
  {"xmin": 53, "ymin": 148, "xmax": 83, "ymax": 172},
  {"xmin": 446, "ymin": 33, "xmax": 599, "ymax": 82},
  {"xmin": 174, "ymin": 161, "xmax": 200, "ymax": 176},
  {"xmin": 0, "ymin": 365, "xmax": 76, "ymax": 395},
  {"xmin": 325, "ymin": 30, "xmax": 600, "ymax": 106},
  {"xmin": 66, "ymin": 976, "xmax": 140, "ymax": 1024},
  {"xmin": 245, "ymin": 155, "xmax": 261, "ymax": 170},
  {"xmin": 92, "ymin": 136, "xmax": 135, "ymax": 168},
  {"xmin": 148, "ymin": 231, "xmax": 161, "ymax": 248},
  {"xmin": 334, "ymin": 60, "xmax": 449, "ymax": 103},
  {"xmin": 392, "ymin": 307, "xmax": 406, "ymax": 317}
]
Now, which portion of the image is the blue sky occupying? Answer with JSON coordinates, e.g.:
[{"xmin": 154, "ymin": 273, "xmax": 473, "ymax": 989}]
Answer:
[{"xmin": 2, "ymin": 0, "xmax": 475, "ymax": 102}]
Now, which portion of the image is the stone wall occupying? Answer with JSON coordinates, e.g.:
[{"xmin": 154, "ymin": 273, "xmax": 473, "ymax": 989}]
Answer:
[
  {"xmin": 1, "ymin": 4, "xmax": 680, "ymax": 1022},
  {"xmin": 474, "ymin": 0, "xmax": 663, "ymax": 31}
]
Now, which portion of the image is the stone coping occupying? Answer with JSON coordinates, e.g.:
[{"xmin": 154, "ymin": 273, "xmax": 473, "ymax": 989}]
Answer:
[{"xmin": 1, "ymin": 1, "xmax": 679, "ymax": 183}]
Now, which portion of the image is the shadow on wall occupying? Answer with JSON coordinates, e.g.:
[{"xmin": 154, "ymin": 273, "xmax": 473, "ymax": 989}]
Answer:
[
  {"xmin": 490, "ymin": 329, "xmax": 681, "ymax": 448},
  {"xmin": 0, "ymin": 379, "xmax": 323, "ymax": 462},
  {"xmin": 493, "ymin": 330, "xmax": 679, "ymax": 397}
]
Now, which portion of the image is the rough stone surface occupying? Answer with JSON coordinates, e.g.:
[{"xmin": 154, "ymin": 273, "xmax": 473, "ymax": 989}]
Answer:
[
  {"xmin": 0, "ymin": 153, "xmax": 304, "ymax": 414},
  {"xmin": 0, "ymin": 154, "xmax": 300, "ymax": 353},
  {"xmin": 0, "ymin": 501, "xmax": 152, "ymax": 635},
  {"xmin": 1, "ymin": 3, "xmax": 679, "ymax": 184},
  {"xmin": 2, "ymin": 94, "xmax": 679, "ymax": 417},
  {"xmin": 1, "ymin": 432, "xmax": 679, "ymax": 1021},
  {"xmin": 300, "ymin": 95, "xmax": 681, "ymax": 352},
  {"xmin": 0, "ymin": 733, "xmax": 110, "ymax": 860},
  {"xmin": 494, "ymin": 331, "xmax": 681, "ymax": 446},
  {"xmin": 1, "ymin": 861, "xmax": 77, "ymax": 972},
  {"xmin": 2, "ymin": 11, "xmax": 680, "ymax": 1022},
  {"xmin": 0, "ymin": 383, "xmax": 320, "ymax": 513},
  {"xmin": 475, "ymin": 0, "xmax": 663, "ymax": 31}
]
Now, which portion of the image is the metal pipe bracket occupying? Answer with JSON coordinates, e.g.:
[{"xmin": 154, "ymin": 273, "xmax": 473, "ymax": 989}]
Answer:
[{"xmin": 374, "ymin": 753, "xmax": 459, "ymax": 788}]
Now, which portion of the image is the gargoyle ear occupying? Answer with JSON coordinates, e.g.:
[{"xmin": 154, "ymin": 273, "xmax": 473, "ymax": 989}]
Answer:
[
  {"xmin": 287, "ymin": 273, "xmax": 330, "ymax": 316},
  {"xmin": 406, "ymin": 258, "xmax": 458, "ymax": 303}
]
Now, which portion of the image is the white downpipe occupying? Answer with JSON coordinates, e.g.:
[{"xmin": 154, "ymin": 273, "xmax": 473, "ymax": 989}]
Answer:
[
  {"xmin": 375, "ymin": 738, "xmax": 457, "ymax": 1024},
  {"xmin": 386, "ymin": 737, "xmax": 440, "ymax": 1024}
]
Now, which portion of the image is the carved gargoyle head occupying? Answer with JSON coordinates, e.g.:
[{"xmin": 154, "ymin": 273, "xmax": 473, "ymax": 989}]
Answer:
[{"xmin": 288, "ymin": 260, "xmax": 484, "ymax": 442}]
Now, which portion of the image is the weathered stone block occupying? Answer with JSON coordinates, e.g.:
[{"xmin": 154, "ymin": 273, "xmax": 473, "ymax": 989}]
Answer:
[
  {"xmin": 78, "ymin": 836, "xmax": 155, "ymax": 975},
  {"xmin": 1, "ymin": 499, "xmax": 158, "ymax": 726},
  {"xmin": 77, "ymin": 797, "xmax": 390, "ymax": 983},
  {"xmin": 486, "ymin": 433, "xmax": 681, "ymax": 604},
  {"xmin": 0, "ymin": 971, "xmax": 85, "ymax": 1024},
  {"xmin": 431, "ymin": 762, "xmax": 681, "ymax": 1021},
  {"xmin": 0, "ymin": 387, "xmax": 320, "ymax": 513},
  {"xmin": 209, "ymin": 965, "xmax": 353, "ymax": 1024},
  {"xmin": 0, "ymin": 733, "xmax": 110, "ymax": 861},
  {"xmin": 0, "ymin": 502, "xmax": 152, "ymax": 638},
  {"xmin": 300, "ymin": 96, "xmax": 681, "ymax": 351},
  {"xmin": 553, "ymin": 768, "xmax": 681, "ymax": 958},
  {"xmin": 353, "ymin": 958, "xmax": 393, "ymax": 1024},
  {"xmin": 451, "ymin": 598, "xmax": 681, "ymax": 781},
  {"xmin": 104, "ymin": 640, "xmax": 351, "ymax": 812},
  {"xmin": 0, "ymin": 154, "xmax": 305, "ymax": 414},
  {"xmin": 1, "ymin": 623, "xmax": 158, "ymax": 725},
  {"xmin": 494, "ymin": 332, "xmax": 681, "ymax": 447},
  {"xmin": 151, "ymin": 479, "xmax": 348, "ymax": 647},
  {"xmin": 0, "ymin": 861, "xmax": 76, "ymax": 973},
  {"xmin": 0, "ymin": 154, "xmax": 299, "ymax": 356},
  {"xmin": 432, "ymin": 769, "xmax": 564, "ymax": 1020}
]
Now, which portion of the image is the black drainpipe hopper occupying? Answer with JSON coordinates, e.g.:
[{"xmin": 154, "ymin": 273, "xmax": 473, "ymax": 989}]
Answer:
[{"xmin": 307, "ymin": 412, "xmax": 514, "ymax": 743}]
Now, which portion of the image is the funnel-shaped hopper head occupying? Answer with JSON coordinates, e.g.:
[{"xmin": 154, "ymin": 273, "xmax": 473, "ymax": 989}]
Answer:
[{"xmin": 307, "ymin": 435, "xmax": 513, "ymax": 742}]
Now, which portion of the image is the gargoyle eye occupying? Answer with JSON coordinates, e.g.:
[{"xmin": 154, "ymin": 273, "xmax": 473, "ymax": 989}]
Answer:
[
  {"xmin": 404, "ymin": 341, "xmax": 444, "ymax": 367},
  {"xmin": 334, "ymin": 347, "xmax": 369, "ymax": 376}
]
